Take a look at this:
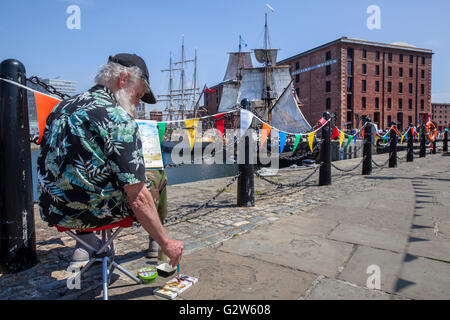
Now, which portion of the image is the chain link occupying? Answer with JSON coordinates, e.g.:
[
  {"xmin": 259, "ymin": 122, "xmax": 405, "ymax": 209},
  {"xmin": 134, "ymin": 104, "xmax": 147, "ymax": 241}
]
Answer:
[
  {"xmin": 164, "ymin": 173, "xmax": 240, "ymax": 225},
  {"xmin": 27, "ymin": 76, "xmax": 71, "ymax": 100},
  {"xmin": 372, "ymin": 157, "xmax": 390, "ymax": 168},
  {"xmin": 331, "ymin": 157, "xmax": 364, "ymax": 173},
  {"xmin": 255, "ymin": 165, "xmax": 320, "ymax": 188}
]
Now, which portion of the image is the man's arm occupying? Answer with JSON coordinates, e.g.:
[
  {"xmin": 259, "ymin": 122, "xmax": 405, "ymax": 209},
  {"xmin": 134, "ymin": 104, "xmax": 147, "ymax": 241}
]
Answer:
[{"xmin": 124, "ymin": 182, "xmax": 183, "ymax": 267}]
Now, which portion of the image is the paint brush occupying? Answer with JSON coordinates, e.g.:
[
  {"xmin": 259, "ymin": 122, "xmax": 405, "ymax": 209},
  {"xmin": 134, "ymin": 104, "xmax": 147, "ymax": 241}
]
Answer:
[{"xmin": 177, "ymin": 264, "xmax": 180, "ymax": 282}]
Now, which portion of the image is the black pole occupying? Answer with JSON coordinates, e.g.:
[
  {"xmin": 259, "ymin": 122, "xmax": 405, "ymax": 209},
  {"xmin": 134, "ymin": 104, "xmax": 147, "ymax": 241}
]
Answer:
[
  {"xmin": 419, "ymin": 124, "xmax": 426, "ymax": 158},
  {"xmin": 389, "ymin": 122, "xmax": 398, "ymax": 168},
  {"xmin": 0, "ymin": 59, "xmax": 38, "ymax": 273},
  {"xmin": 362, "ymin": 116, "xmax": 372, "ymax": 175},
  {"xmin": 432, "ymin": 137, "xmax": 437, "ymax": 155},
  {"xmin": 237, "ymin": 99, "xmax": 254, "ymax": 207},
  {"xmin": 407, "ymin": 123, "xmax": 414, "ymax": 162},
  {"xmin": 319, "ymin": 112, "xmax": 331, "ymax": 186},
  {"xmin": 444, "ymin": 130, "xmax": 448, "ymax": 152}
]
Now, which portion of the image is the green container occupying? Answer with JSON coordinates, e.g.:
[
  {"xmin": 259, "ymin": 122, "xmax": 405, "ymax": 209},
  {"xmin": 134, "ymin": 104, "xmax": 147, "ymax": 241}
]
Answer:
[{"xmin": 137, "ymin": 267, "xmax": 158, "ymax": 284}]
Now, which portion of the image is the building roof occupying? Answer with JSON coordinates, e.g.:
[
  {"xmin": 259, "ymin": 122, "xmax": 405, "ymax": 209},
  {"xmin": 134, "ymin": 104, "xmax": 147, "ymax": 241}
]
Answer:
[{"xmin": 277, "ymin": 37, "xmax": 433, "ymax": 65}]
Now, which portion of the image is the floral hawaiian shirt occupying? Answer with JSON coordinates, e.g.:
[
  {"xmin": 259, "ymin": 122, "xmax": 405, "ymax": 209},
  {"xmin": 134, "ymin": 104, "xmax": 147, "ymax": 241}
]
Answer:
[{"xmin": 37, "ymin": 85, "xmax": 147, "ymax": 229}]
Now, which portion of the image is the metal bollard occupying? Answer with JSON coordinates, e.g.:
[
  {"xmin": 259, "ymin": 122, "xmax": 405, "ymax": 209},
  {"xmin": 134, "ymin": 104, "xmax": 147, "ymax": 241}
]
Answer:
[
  {"xmin": 362, "ymin": 117, "xmax": 372, "ymax": 175},
  {"xmin": 319, "ymin": 112, "xmax": 331, "ymax": 186},
  {"xmin": 407, "ymin": 124, "xmax": 414, "ymax": 162},
  {"xmin": 432, "ymin": 139, "xmax": 437, "ymax": 154},
  {"xmin": 389, "ymin": 122, "xmax": 398, "ymax": 168},
  {"xmin": 237, "ymin": 99, "xmax": 254, "ymax": 207},
  {"xmin": 444, "ymin": 130, "xmax": 448, "ymax": 152},
  {"xmin": 0, "ymin": 59, "xmax": 38, "ymax": 273},
  {"xmin": 419, "ymin": 124, "xmax": 426, "ymax": 158}
]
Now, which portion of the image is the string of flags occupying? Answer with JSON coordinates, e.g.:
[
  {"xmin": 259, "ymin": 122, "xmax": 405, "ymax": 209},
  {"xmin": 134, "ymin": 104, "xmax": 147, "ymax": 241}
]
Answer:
[{"xmin": 2, "ymin": 77, "xmax": 449, "ymax": 153}]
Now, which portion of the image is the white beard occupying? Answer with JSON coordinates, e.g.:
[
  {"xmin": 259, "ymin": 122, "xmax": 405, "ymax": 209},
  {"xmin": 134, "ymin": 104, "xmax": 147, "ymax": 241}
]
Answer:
[{"xmin": 114, "ymin": 87, "xmax": 136, "ymax": 116}]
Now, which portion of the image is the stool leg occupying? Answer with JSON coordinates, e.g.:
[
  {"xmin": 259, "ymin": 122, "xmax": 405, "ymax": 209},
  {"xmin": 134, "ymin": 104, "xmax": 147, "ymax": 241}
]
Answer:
[{"xmin": 102, "ymin": 256, "xmax": 108, "ymax": 300}]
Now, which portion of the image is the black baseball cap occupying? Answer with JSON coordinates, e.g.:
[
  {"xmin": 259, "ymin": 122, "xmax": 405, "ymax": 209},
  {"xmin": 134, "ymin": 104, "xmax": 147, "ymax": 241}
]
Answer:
[{"xmin": 108, "ymin": 53, "xmax": 157, "ymax": 104}]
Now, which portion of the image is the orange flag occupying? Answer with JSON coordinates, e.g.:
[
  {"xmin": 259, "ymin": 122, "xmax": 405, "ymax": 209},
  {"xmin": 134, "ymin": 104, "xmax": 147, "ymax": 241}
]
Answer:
[
  {"xmin": 260, "ymin": 123, "xmax": 271, "ymax": 149},
  {"xmin": 34, "ymin": 91, "xmax": 61, "ymax": 144}
]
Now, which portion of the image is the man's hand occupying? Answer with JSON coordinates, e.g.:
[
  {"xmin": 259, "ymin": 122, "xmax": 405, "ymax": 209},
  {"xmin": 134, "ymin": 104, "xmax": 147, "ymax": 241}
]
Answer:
[{"xmin": 161, "ymin": 238, "xmax": 183, "ymax": 268}]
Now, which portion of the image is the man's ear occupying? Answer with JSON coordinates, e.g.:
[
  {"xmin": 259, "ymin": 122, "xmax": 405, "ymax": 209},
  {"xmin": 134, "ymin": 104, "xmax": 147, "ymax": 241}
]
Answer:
[{"xmin": 118, "ymin": 72, "xmax": 130, "ymax": 89}]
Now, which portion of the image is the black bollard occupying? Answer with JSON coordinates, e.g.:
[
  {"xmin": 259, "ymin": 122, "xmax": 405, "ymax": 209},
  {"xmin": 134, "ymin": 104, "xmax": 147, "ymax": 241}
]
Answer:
[
  {"xmin": 237, "ymin": 99, "xmax": 254, "ymax": 207},
  {"xmin": 0, "ymin": 59, "xmax": 38, "ymax": 273},
  {"xmin": 444, "ymin": 130, "xmax": 448, "ymax": 152},
  {"xmin": 389, "ymin": 122, "xmax": 398, "ymax": 168},
  {"xmin": 419, "ymin": 124, "xmax": 426, "ymax": 158},
  {"xmin": 362, "ymin": 116, "xmax": 372, "ymax": 175},
  {"xmin": 432, "ymin": 138, "xmax": 437, "ymax": 155},
  {"xmin": 407, "ymin": 124, "xmax": 414, "ymax": 162},
  {"xmin": 319, "ymin": 112, "xmax": 331, "ymax": 186}
]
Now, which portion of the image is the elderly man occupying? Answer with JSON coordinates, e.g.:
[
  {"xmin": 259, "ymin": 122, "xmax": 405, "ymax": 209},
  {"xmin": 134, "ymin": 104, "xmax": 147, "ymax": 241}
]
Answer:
[{"xmin": 37, "ymin": 53, "xmax": 183, "ymax": 268}]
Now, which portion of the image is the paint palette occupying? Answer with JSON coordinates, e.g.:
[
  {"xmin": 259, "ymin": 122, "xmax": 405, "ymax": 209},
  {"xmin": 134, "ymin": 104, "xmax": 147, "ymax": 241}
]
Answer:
[{"xmin": 153, "ymin": 274, "xmax": 198, "ymax": 300}]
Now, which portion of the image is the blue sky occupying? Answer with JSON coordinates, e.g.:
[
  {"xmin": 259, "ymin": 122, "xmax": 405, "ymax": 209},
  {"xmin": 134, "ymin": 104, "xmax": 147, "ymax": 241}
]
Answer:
[{"xmin": 1, "ymin": 0, "xmax": 449, "ymax": 111}]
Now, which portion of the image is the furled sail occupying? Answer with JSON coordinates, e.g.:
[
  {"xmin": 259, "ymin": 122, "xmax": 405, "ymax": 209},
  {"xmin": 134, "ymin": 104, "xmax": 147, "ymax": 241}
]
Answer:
[
  {"xmin": 223, "ymin": 52, "xmax": 253, "ymax": 82},
  {"xmin": 217, "ymin": 81, "xmax": 240, "ymax": 112},
  {"xmin": 270, "ymin": 83, "xmax": 312, "ymax": 134}
]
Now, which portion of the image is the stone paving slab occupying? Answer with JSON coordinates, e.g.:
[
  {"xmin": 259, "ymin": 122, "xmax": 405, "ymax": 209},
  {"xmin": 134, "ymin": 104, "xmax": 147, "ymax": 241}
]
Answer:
[
  {"xmin": 219, "ymin": 219, "xmax": 355, "ymax": 278},
  {"xmin": 338, "ymin": 245, "xmax": 450, "ymax": 300}
]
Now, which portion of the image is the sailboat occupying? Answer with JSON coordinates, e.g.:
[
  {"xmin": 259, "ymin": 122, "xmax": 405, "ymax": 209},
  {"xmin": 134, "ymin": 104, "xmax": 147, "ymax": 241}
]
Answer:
[{"xmin": 216, "ymin": 14, "xmax": 314, "ymax": 162}]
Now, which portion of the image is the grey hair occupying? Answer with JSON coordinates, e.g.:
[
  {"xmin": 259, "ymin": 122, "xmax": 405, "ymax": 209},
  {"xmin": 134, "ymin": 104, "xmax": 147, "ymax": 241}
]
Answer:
[{"xmin": 94, "ymin": 62, "xmax": 143, "ymax": 87}]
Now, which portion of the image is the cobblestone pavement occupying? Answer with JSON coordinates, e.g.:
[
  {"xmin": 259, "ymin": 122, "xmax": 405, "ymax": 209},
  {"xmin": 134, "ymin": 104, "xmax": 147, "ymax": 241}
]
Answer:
[{"xmin": 0, "ymin": 146, "xmax": 448, "ymax": 300}]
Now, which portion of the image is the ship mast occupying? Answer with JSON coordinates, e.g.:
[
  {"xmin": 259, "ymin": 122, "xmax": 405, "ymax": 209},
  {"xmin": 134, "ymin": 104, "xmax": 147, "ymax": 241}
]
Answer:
[
  {"xmin": 264, "ymin": 13, "xmax": 273, "ymax": 125},
  {"xmin": 158, "ymin": 36, "xmax": 199, "ymax": 121}
]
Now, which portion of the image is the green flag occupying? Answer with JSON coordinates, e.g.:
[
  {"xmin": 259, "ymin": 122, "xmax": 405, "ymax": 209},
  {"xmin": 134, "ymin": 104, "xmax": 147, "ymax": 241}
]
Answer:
[
  {"xmin": 157, "ymin": 122, "xmax": 166, "ymax": 144},
  {"xmin": 344, "ymin": 135, "xmax": 353, "ymax": 150},
  {"xmin": 292, "ymin": 134, "xmax": 302, "ymax": 155}
]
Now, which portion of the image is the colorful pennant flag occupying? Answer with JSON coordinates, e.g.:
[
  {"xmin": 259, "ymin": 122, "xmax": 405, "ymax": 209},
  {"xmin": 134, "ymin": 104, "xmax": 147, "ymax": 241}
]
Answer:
[
  {"xmin": 34, "ymin": 91, "xmax": 61, "ymax": 144},
  {"xmin": 157, "ymin": 122, "xmax": 166, "ymax": 145},
  {"xmin": 215, "ymin": 113, "xmax": 226, "ymax": 140},
  {"xmin": 339, "ymin": 131, "xmax": 345, "ymax": 148},
  {"xmin": 260, "ymin": 123, "xmax": 272, "ymax": 149},
  {"xmin": 240, "ymin": 109, "xmax": 253, "ymax": 138},
  {"xmin": 279, "ymin": 132, "xmax": 287, "ymax": 154},
  {"xmin": 345, "ymin": 135, "xmax": 353, "ymax": 150},
  {"xmin": 353, "ymin": 135, "xmax": 357, "ymax": 145},
  {"xmin": 308, "ymin": 132, "xmax": 315, "ymax": 152},
  {"xmin": 292, "ymin": 134, "xmax": 302, "ymax": 155},
  {"xmin": 331, "ymin": 127, "xmax": 339, "ymax": 140},
  {"xmin": 318, "ymin": 117, "xmax": 327, "ymax": 126},
  {"xmin": 400, "ymin": 134, "xmax": 405, "ymax": 144},
  {"xmin": 392, "ymin": 127, "xmax": 401, "ymax": 136},
  {"xmin": 375, "ymin": 135, "xmax": 379, "ymax": 145},
  {"xmin": 185, "ymin": 118, "xmax": 199, "ymax": 151}
]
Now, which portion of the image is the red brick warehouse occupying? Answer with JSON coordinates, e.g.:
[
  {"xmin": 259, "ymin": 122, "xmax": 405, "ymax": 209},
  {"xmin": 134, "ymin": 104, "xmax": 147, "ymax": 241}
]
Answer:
[{"xmin": 278, "ymin": 37, "xmax": 433, "ymax": 131}]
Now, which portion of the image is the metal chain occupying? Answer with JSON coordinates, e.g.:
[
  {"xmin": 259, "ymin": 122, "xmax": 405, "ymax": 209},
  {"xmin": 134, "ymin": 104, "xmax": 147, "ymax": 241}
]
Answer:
[
  {"xmin": 255, "ymin": 165, "xmax": 320, "ymax": 188},
  {"xmin": 164, "ymin": 173, "xmax": 240, "ymax": 225},
  {"xmin": 27, "ymin": 76, "xmax": 71, "ymax": 100},
  {"xmin": 372, "ymin": 157, "xmax": 390, "ymax": 168},
  {"xmin": 331, "ymin": 157, "xmax": 364, "ymax": 173}
]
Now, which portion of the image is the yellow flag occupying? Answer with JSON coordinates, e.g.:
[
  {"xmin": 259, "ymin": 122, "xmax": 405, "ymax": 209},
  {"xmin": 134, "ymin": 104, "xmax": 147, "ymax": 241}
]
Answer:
[
  {"xmin": 185, "ymin": 119, "xmax": 199, "ymax": 151},
  {"xmin": 375, "ymin": 135, "xmax": 379, "ymax": 145},
  {"xmin": 260, "ymin": 123, "xmax": 272, "ymax": 149},
  {"xmin": 400, "ymin": 134, "xmax": 405, "ymax": 144},
  {"xmin": 308, "ymin": 132, "xmax": 315, "ymax": 152},
  {"xmin": 339, "ymin": 131, "xmax": 345, "ymax": 148}
]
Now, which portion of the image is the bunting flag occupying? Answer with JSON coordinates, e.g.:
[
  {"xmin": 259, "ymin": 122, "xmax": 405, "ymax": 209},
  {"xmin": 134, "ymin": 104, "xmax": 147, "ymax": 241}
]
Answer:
[
  {"xmin": 386, "ymin": 135, "xmax": 389, "ymax": 143},
  {"xmin": 345, "ymin": 135, "xmax": 353, "ymax": 150},
  {"xmin": 382, "ymin": 135, "xmax": 386, "ymax": 145},
  {"xmin": 215, "ymin": 113, "xmax": 226, "ymax": 140},
  {"xmin": 353, "ymin": 135, "xmax": 357, "ymax": 145},
  {"xmin": 392, "ymin": 127, "xmax": 401, "ymax": 136},
  {"xmin": 204, "ymin": 87, "xmax": 215, "ymax": 93},
  {"xmin": 260, "ymin": 123, "xmax": 272, "ymax": 149},
  {"xmin": 308, "ymin": 132, "xmax": 315, "ymax": 152},
  {"xmin": 292, "ymin": 134, "xmax": 302, "ymax": 155},
  {"xmin": 400, "ymin": 134, "xmax": 405, "ymax": 144},
  {"xmin": 361, "ymin": 129, "xmax": 365, "ymax": 140},
  {"xmin": 318, "ymin": 117, "xmax": 327, "ymax": 126},
  {"xmin": 240, "ymin": 109, "xmax": 253, "ymax": 138},
  {"xmin": 157, "ymin": 122, "xmax": 166, "ymax": 144},
  {"xmin": 339, "ymin": 131, "xmax": 345, "ymax": 148},
  {"xmin": 279, "ymin": 132, "xmax": 287, "ymax": 154},
  {"xmin": 185, "ymin": 119, "xmax": 199, "ymax": 151},
  {"xmin": 34, "ymin": 91, "xmax": 61, "ymax": 144},
  {"xmin": 375, "ymin": 135, "xmax": 379, "ymax": 145},
  {"xmin": 331, "ymin": 127, "xmax": 339, "ymax": 140}
]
